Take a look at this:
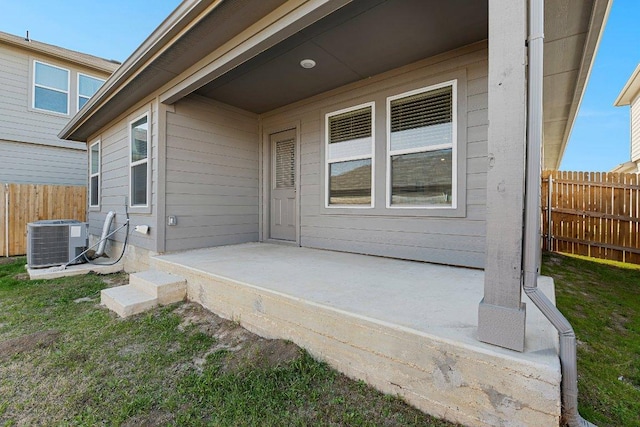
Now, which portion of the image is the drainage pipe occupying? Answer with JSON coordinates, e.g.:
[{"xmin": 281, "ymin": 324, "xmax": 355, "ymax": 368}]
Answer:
[
  {"xmin": 95, "ymin": 210, "xmax": 115, "ymax": 257},
  {"xmin": 523, "ymin": 0, "xmax": 595, "ymax": 426}
]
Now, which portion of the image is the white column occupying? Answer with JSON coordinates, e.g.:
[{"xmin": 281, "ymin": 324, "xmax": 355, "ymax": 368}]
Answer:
[{"xmin": 478, "ymin": 0, "xmax": 528, "ymax": 352}]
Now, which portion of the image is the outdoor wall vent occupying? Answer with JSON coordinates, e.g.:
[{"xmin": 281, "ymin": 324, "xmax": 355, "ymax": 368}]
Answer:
[{"xmin": 27, "ymin": 220, "xmax": 88, "ymax": 268}]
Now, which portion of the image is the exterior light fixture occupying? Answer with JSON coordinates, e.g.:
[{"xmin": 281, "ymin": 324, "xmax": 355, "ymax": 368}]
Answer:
[{"xmin": 300, "ymin": 59, "xmax": 316, "ymax": 69}]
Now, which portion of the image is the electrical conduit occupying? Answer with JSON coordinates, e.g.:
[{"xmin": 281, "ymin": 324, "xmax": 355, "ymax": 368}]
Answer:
[{"xmin": 524, "ymin": 0, "xmax": 595, "ymax": 425}]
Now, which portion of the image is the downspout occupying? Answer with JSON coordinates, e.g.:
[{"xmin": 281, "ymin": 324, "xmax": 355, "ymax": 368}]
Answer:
[{"xmin": 523, "ymin": 1, "xmax": 595, "ymax": 426}]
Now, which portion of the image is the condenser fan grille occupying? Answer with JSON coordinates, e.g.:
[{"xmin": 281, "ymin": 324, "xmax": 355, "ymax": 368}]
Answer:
[
  {"xmin": 27, "ymin": 220, "xmax": 88, "ymax": 268},
  {"xmin": 29, "ymin": 225, "xmax": 69, "ymax": 267}
]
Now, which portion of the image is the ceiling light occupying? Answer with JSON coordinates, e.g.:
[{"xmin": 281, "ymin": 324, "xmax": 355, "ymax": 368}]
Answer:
[{"xmin": 300, "ymin": 59, "xmax": 316, "ymax": 69}]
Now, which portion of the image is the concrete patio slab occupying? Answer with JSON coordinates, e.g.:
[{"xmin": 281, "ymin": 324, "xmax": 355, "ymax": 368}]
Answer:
[{"xmin": 152, "ymin": 243, "xmax": 561, "ymax": 426}]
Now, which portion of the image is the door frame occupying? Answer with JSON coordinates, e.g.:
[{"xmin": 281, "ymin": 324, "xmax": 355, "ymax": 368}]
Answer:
[{"xmin": 260, "ymin": 121, "xmax": 301, "ymax": 245}]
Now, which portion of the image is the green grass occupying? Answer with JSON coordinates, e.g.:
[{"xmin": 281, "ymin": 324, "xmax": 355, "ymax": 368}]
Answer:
[
  {"xmin": 542, "ymin": 252, "xmax": 640, "ymax": 427},
  {"xmin": 0, "ymin": 258, "xmax": 454, "ymax": 426},
  {"xmin": 5, "ymin": 253, "xmax": 635, "ymax": 426}
]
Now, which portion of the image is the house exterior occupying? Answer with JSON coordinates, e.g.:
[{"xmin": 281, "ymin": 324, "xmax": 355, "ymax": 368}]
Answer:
[
  {"xmin": 0, "ymin": 31, "xmax": 118, "ymax": 186},
  {"xmin": 613, "ymin": 63, "xmax": 640, "ymax": 173},
  {"xmin": 60, "ymin": 0, "xmax": 610, "ymax": 425}
]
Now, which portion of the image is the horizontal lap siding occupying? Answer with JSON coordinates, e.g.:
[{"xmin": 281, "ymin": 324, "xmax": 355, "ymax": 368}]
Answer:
[
  {"xmin": 262, "ymin": 45, "xmax": 488, "ymax": 268},
  {"xmin": 0, "ymin": 45, "xmax": 106, "ymax": 151},
  {"xmin": 88, "ymin": 102, "xmax": 159, "ymax": 252},
  {"xmin": 0, "ymin": 139, "xmax": 86, "ymax": 185},
  {"xmin": 0, "ymin": 44, "xmax": 112, "ymax": 189},
  {"xmin": 165, "ymin": 96, "xmax": 259, "ymax": 252}
]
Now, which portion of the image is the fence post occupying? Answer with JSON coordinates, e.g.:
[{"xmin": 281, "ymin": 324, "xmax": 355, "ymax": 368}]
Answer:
[
  {"xmin": 547, "ymin": 174, "xmax": 553, "ymax": 250},
  {"xmin": 4, "ymin": 183, "xmax": 8, "ymax": 258}
]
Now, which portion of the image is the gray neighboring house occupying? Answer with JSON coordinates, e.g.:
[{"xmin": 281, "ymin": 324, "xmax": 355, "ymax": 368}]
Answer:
[
  {"xmin": 613, "ymin": 63, "xmax": 640, "ymax": 173},
  {"xmin": 60, "ymin": 1, "xmax": 610, "ymax": 425},
  {"xmin": 0, "ymin": 31, "xmax": 118, "ymax": 186}
]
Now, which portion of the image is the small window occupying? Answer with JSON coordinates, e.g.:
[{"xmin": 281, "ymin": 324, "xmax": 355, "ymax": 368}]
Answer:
[
  {"xmin": 33, "ymin": 61, "xmax": 69, "ymax": 114},
  {"xmin": 89, "ymin": 140, "xmax": 100, "ymax": 207},
  {"xmin": 130, "ymin": 115, "xmax": 149, "ymax": 207},
  {"xmin": 78, "ymin": 74, "xmax": 105, "ymax": 110},
  {"xmin": 387, "ymin": 82, "xmax": 456, "ymax": 208},
  {"xmin": 325, "ymin": 103, "xmax": 374, "ymax": 207}
]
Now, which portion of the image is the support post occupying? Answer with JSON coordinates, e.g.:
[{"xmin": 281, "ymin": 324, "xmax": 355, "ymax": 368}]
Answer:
[{"xmin": 478, "ymin": 0, "xmax": 528, "ymax": 352}]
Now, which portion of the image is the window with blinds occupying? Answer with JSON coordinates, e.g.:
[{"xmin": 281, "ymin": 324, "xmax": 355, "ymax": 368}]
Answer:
[
  {"xmin": 275, "ymin": 138, "xmax": 295, "ymax": 189},
  {"xmin": 325, "ymin": 103, "xmax": 374, "ymax": 207},
  {"xmin": 387, "ymin": 82, "xmax": 456, "ymax": 208}
]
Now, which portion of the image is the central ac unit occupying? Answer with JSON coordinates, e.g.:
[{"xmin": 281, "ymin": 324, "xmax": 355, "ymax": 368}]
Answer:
[{"xmin": 27, "ymin": 220, "xmax": 88, "ymax": 268}]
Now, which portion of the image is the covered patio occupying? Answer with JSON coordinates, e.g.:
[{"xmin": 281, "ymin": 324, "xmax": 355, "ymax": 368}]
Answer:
[{"xmin": 151, "ymin": 243, "xmax": 561, "ymax": 426}]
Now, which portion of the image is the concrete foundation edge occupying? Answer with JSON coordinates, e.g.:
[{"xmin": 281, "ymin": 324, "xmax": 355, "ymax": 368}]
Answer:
[{"xmin": 153, "ymin": 257, "xmax": 561, "ymax": 427}]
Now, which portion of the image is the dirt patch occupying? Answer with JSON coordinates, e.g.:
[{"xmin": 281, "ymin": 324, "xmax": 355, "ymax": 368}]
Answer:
[
  {"xmin": 610, "ymin": 312, "xmax": 630, "ymax": 334},
  {"xmin": 101, "ymin": 272, "xmax": 129, "ymax": 288},
  {"xmin": 0, "ymin": 330, "xmax": 61, "ymax": 359},
  {"xmin": 221, "ymin": 337, "xmax": 300, "ymax": 373},
  {"xmin": 0, "ymin": 257, "xmax": 20, "ymax": 265},
  {"xmin": 121, "ymin": 410, "xmax": 175, "ymax": 427},
  {"xmin": 172, "ymin": 303, "xmax": 301, "ymax": 373},
  {"xmin": 13, "ymin": 272, "xmax": 29, "ymax": 281}
]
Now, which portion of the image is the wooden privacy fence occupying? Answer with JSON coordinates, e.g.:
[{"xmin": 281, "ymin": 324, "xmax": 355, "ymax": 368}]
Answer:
[
  {"xmin": 0, "ymin": 183, "xmax": 86, "ymax": 256},
  {"xmin": 542, "ymin": 170, "xmax": 640, "ymax": 264}
]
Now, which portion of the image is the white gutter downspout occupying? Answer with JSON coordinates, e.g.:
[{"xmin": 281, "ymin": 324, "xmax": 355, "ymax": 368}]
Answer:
[{"xmin": 523, "ymin": 1, "xmax": 595, "ymax": 426}]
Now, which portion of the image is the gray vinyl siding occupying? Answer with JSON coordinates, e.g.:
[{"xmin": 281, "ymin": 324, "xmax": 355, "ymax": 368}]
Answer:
[
  {"xmin": 0, "ymin": 43, "xmax": 111, "ymax": 185},
  {"xmin": 164, "ymin": 95, "xmax": 259, "ymax": 252},
  {"xmin": 631, "ymin": 97, "xmax": 640, "ymax": 162},
  {"xmin": 0, "ymin": 139, "xmax": 86, "ymax": 185},
  {"xmin": 87, "ymin": 102, "xmax": 159, "ymax": 252},
  {"xmin": 0, "ymin": 44, "xmax": 109, "ymax": 149},
  {"xmin": 262, "ymin": 44, "xmax": 488, "ymax": 268}
]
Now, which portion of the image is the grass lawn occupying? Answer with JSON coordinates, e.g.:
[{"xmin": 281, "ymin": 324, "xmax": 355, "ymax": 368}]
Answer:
[
  {"xmin": 542, "ymin": 252, "xmax": 640, "ymax": 427},
  {"xmin": 0, "ymin": 257, "xmax": 456, "ymax": 426}
]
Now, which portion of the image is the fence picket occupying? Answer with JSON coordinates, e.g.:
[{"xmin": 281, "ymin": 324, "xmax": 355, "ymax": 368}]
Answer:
[
  {"xmin": 0, "ymin": 183, "xmax": 86, "ymax": 256},
  {"xmin": 544, "ymin": 171, "xmax": 640, "ymax": 264}
]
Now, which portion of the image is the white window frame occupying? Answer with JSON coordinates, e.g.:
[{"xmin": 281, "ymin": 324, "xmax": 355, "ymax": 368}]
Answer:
[
  {"xmin": 32, "ymin": 60, "xmax": 70, "ymax": 115},
  {"xmin": 129, "ymin": 113, "xmax": 150, "ymax": 209},
  {"xmin": 324, "ymin": 102, "xmax": 375, "ymax": 209},
  {"xmin": 89, "ymin": 139, "xmax": 101, "ymax": 208},
  {"xmin": 386, "ymin": 80, "xmax": 457, "ymax": 210},
  {"xmin": 77, "ymin": 73, "xmax": 105, "ymax": 111}
]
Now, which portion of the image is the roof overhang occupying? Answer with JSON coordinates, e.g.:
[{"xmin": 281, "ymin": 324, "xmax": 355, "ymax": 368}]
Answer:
[
  {"xmin": 60, "ymin": 0, "xmax": 611, "ymax": 160},
  {"xmin": 0, "ymin": 31, "xmax": 119, "ymax": 74},
  {"xmin": 59, "ymin": 0, "xmax": 352, "ymax": 142},
  {"xmin": 614, "ymin": 63, "xmax": 640, "ymax": 107},
  {"xmin": 542, "ymin": 0, "xmax": 611, "ymax": 169}
]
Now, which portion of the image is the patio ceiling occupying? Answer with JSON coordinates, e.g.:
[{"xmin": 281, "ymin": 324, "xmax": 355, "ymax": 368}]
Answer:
[
  {"xmin": 60, "ymin": 0, "xmax": 609, "ymax": 171},
  {"xmin": 195, "ymin": 0, "xmax": 488, "ymax": 113}
]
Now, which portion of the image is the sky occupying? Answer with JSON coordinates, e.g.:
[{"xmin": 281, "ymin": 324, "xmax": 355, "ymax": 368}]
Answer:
[
  {"xmin": 561, "ymin": 0, "xmax": 640, "ymax": 171},
  {"xmin": 0, "ymin": 0, "xmax": 637, "ymax": 172}
]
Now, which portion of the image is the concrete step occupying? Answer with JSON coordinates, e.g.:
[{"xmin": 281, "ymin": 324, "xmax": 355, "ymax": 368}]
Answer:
[
  {"xmin": 101, "ymin": 285, "xmax": 158, "ymax": 318},
  {"xmin": 129, "ymin": 270, "xmax": 186, "ymax": 305}
]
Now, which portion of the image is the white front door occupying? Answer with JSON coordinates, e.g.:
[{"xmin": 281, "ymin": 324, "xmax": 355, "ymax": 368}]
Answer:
[{"xmin": 270, "ymin": 129, "xmax": 297, "ymax": 241}]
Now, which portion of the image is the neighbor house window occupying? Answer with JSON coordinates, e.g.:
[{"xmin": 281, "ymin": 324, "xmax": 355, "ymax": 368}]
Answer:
[
  {"xmin": 387, "ymin": 81, "xmax": 456, "ymax": 208},
  {"xmin": 89, "ymin": 140, "xmax": 100, "ymax": 207},
  {"xmin": 130, "ymin": 115, "xmax": 149, "ymax": 207},
  {"xmin": 78, "ymin": 74, "xmax": 105, "ymax": 110},
  {"xmin": 33, "ymin": 61, "xmax": 69, "ymax": 114},
  {"xmin": 325, "ymin": 103, "xmax": 374, "ymax": 207}
]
